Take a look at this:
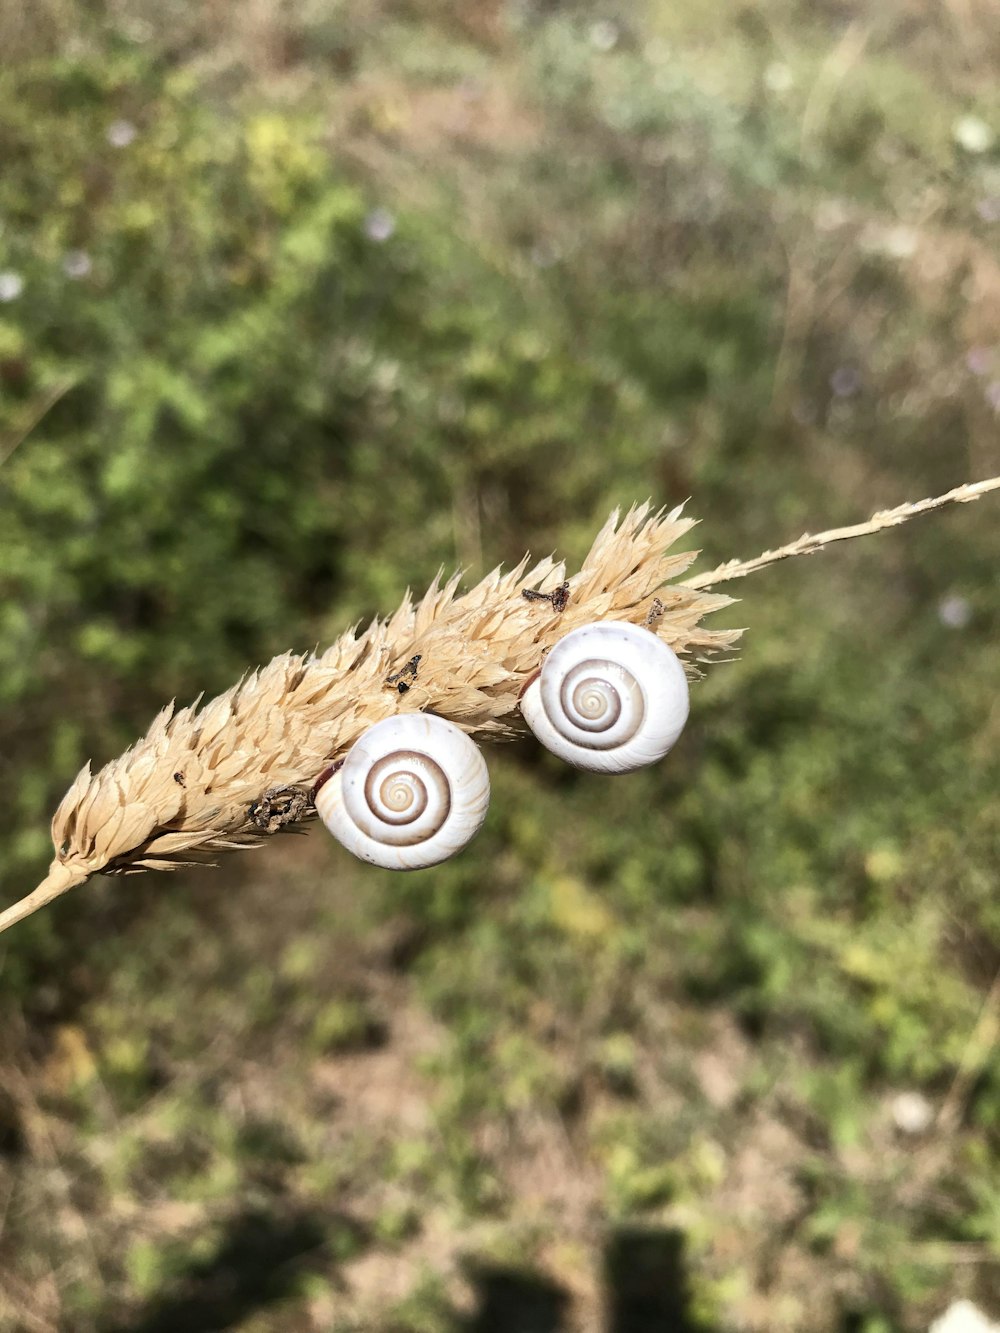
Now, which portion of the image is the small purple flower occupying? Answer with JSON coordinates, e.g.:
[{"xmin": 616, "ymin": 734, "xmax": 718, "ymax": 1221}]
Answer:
[
  {"xmin": 106, "ymin": 119, "xmax": 137, "ymax": 148},
  {"xmin": 976, "ymin": 197, "xmax": 1000, "ymax": 223},
  {"xmin": 830, "ymin": 365, "xmax": 862, "ymax": 398},
  {"xmin": 966, "ymin": 347, "xmax": 992, "ymax": 375},
  {"xmin": 63, "ymin": 250, "xmax": 92, "ymax": 280},
  {"xmin": 530, "ymin": 241, "xmax": 560, "ymax": 269},
  {"xmin": 0, "ymin": 270, "xmax": 24, "ymax": 302},
  {"xmin": 363, "ymin": 208, "xmax": 395, "ymax": 243}
]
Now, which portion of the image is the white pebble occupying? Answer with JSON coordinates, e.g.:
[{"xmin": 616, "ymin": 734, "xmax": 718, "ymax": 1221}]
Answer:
[
  {"xmin": 0, "ymin": 270, "xmax": 24, "ymax": 302},
  {"xmin": 106, "ymin": 119, "xmax": 138, "ymax": 148},
  {"xmin": 929, "ymin": 1300, "xmax": 1000, "ymax": 1333},
  {"xmin": 953, "ymin": 116, "xmax": 995, "ymax": 155},
  {"xmin": 938, "ymin": 596, "xmax": 972, "ymax": 630},
  {"xmin": 891, "ymin": 1090, "xmax": 933, "ymax": 1134}
]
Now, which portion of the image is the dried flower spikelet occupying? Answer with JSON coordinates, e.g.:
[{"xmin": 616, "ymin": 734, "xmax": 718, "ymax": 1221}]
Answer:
[
  {"xmin": 7, "ymin": 475, "xmax": 999, "ymax": 935},
  {"xmin": 45, "ymin": 504, "xmax": 737, "ymax": 893}
]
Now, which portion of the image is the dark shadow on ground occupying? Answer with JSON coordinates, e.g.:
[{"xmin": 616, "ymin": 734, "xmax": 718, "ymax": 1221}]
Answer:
[
  {"xmin": 100, "ymin": 1214, "xmax": 713, "ymax": 1332},
  {"xmin": 100, "ymin": 1207, "xmax": 355, "ymax": 1333},
  {"xmin": 461, "ymin": 1265, "xmax": 572, "ymax": 1333},
  {"xmin": 460, "ymin": 1225, "xmax": 716, "ymax": 1333},
  {"xmin": 605, "ymin": 1226, "xmax": 716, "ymax": 1333}
]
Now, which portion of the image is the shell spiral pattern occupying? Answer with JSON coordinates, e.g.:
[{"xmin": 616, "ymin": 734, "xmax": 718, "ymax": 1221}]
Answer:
[
  {"xmin": 316, "ymin": 713, "xmax": 490, "ymax": 869},
  {"xmin": 520, "ymin": 621, "xmax": 689, "ymax": 773}
]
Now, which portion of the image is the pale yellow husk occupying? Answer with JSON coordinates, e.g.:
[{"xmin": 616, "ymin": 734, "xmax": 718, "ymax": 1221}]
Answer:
[{"xmin": 5, "ymin": 478, "xmax": 999, "ymax": 936}]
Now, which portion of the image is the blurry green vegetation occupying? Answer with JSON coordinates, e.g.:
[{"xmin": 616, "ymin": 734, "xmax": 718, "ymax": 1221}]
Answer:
[{"xmin": 1, "ymin": 1, "xmax": 999, "ymax": 1330}]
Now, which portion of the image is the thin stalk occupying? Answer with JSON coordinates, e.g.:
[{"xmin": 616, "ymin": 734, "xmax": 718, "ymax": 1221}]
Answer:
[
  {"xmin": 0, "ymin": 863, "xmax": 89, "ymax": 936},
  {"xmin": 684, "ymin": 476, "xmax": 1000, "ymax": 590}
]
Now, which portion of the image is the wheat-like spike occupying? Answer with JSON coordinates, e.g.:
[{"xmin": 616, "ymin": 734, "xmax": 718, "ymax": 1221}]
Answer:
[
  {"xmin": 1, "ymin": 504, "xmax": 735, "ymax": 934},
  {"xmin": 4, "ymin": 479, "xmax": 998, "ymax": 937}
]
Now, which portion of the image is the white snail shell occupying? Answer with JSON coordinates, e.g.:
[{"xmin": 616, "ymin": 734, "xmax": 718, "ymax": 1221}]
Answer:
[
  {"xmin": 520, "ymin": 621, "xmax": 689, "ymax": 774},
  {"xmin": 316, "ymin": 713, "xmax": 490, "ymax": 870}
]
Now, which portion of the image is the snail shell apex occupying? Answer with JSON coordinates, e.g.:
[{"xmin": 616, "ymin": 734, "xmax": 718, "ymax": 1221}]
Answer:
[
  {"xmin": 520, "ymin": 621, "xmax": 689, "ymax": 773},
  {"xmin": 316, "ymin": 714, "xmax": 490, "ymax": 870}
]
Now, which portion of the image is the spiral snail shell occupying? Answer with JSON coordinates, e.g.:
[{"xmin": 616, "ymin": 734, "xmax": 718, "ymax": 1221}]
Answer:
[
  {"xmin": 520, "ymin": 621, "xmax": 689, "ymax": 774},
  {"xmin": 316, "ymin": 713, "xmax": 490, "ymax": 870}
]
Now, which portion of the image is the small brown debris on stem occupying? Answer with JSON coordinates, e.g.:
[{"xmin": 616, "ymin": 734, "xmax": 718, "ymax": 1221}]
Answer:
[
  {"xmin": 384, "ymin": 654, "xmax": 422, "ymax": 694},
  {"xmin": 644, "ymin": 597, "xmax": 665, "ymax": 627},
  {"xmin": 522, "ymin": 580, "xmax": 570, "ymax": 612},
  {"xmin": 247, "ymin": 786, "xmax": 313, "ymax": 834}
]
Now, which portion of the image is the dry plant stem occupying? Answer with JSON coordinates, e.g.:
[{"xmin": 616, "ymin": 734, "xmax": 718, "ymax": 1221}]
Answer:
[
  {"xmin": 0, "ymin": 377, "xmax": 77, "ymax": 469},
  {"xmin": 0, "ymin": 864, "xmax": 88, "ymax": 936},
  {"xmin": 937, "ymin": 966, "xmax": 1000, "ymax": 1133},
  {"xmin": 683, "ymin": 475, "xmax": 1000, "ymax": 590},
  {"xmin": 4, "ymin": 476, "xmax": 1000, "ymax": 935}
]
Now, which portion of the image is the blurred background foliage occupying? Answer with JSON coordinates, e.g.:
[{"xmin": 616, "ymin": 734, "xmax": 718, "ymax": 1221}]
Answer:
[{"xmin": 1, "ymin": 1, "xmax": 999, "ymax": 1329}]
